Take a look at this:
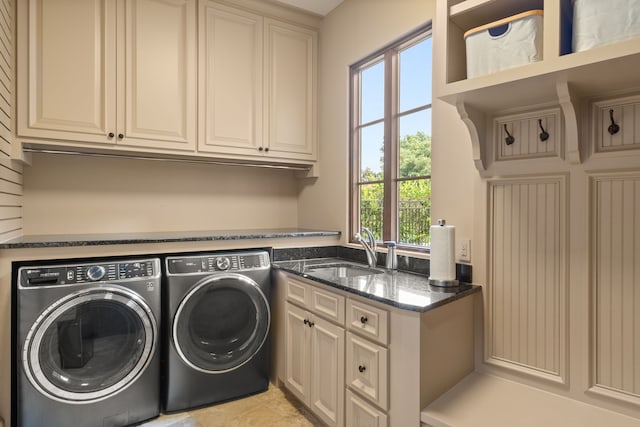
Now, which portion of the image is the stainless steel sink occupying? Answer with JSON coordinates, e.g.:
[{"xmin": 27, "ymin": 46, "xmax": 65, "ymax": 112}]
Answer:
[{"xmin": 304, "ymin": 262, "xmax": 385, "ymax": 278}]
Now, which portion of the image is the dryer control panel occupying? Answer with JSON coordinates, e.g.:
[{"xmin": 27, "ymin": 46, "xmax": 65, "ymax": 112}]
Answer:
[
  {"xmin": 167, "ymin": 251, "xmax": 270, "ymax": 275},
  {"xmin": 20, "ymin": 259, "xmax": 159, "ymax": 287}
]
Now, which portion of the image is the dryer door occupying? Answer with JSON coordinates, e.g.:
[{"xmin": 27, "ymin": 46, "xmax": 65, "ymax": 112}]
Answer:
[
  {"xmin": 173, "ymin": 273, "xmax": 270, "ymax": 373},
  {"xmin": 22, "ymin": 286, "xmax": 157, "ymax": 403}
]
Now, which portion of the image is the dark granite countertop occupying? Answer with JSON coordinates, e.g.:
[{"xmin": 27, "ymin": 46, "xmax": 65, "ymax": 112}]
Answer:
[
  {"xmin": 273, "ymin": 257, "xmax": 480, "ymax": 313},
  {"xmin": 0, "ymin": 228, "xmax": 341, "ymax": 249}
]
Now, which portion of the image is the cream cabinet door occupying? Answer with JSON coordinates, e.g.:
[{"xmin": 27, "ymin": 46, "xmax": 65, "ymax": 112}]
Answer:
[
  {"xmin": 346, "ymin": 332, "xmax": 389, "ymax": 410},
  {"xmin": 310, "ymin": 316, "xmax": 345, "ymax": 427},
  {"xmin": 17, "ymin": 0, "xmax": 196, "ymax": 152},
  {"xmin": 121, "ymin": 0, "xmax": 197, "ymax": 151},
  {"xmin": 198, "ymin": 2, "xmax": 263, "ymax": 156},
  {"xmin": 264, "ymin": 19, "xmax": 317, "ymax": 161},
  {"xmin": 17, "ymin": 0, "xmax": 117, "ymax": 144},
  {"xmin": 284, "ymin": 302, "xmax": 311, "ymax": 405}
]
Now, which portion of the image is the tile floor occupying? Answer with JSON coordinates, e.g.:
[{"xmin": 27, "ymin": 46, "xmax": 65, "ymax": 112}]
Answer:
[{"xmin": 142, "ymin": 385, "xmax": 323, "ymax": 427}]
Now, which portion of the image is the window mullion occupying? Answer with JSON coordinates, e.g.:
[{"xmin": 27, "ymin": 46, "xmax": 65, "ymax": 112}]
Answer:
[{"xmin": 382, "ymin": 50, "xmax": 398, "ymax": 242}]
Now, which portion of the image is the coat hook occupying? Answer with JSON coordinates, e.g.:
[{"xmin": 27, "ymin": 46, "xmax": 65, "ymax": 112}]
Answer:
[
  {"xmin": 608, "ymin": 109, "xmax": 620, "ymax": 135},
  {"xmin": 504, "ymin": 124, "xmax": 515, "ymax": 145},
  {"xmin": 538, "ymin": 119, "xmax": 549, "ymax": 142}
]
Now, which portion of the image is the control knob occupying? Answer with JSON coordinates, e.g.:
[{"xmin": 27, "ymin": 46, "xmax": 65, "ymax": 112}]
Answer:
[
  {"xmin": 86, "ymin": 265, "xmax": 106, "ymax": 281},
  {"xmin": 215, "ymin": 257, "xmax": 231, "ymax": 271}
]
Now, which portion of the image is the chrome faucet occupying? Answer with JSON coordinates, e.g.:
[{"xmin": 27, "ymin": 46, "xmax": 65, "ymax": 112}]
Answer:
[{"xmin": 355, "ymin": 227, "xmax": 377, "ymax": 268}]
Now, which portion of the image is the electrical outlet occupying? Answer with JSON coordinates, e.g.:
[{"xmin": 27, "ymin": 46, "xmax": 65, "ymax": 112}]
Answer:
[{"xmin": 458, "ymin": 239, "xmax": 471, "ymax": 262}]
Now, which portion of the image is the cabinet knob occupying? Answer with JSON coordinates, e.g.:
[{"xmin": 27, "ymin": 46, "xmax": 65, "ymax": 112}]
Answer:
[
  {"xmin": 118, "ymin": 133, "xmax": 124, "ymax": 139},
  {"xmin": 107, "ymin": 132, "xmax": 115, "ymax": 138},
  {"xmin": 360, "ymin": 316, "xmax": 368, "ymax": 324},
  {"xmin": 264, "ymin": 147, "xmax": 269, "ymax": 152},
  {"xmin": 308, "ymin": 321, "xmax": 314, "ymax": 327},
  {"xmin": 358, "ymin": 365, "xmax": 366, "ymax": 373},
  {"xmin": 258, "ymin": 147, "xmax": 264, "ymax": 151},
  {"xmin": 303, "ymin": 319, "xmax": 309, "ymax": 325}
]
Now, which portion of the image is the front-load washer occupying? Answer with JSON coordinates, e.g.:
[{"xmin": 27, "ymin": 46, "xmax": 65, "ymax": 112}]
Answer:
[
  {"xmin": 163, "ymin": 250, "xmax": 271, "ymax": 412},
  {"xmin": 14, "ymin": 257, "xmax": 161, "ymax": 427}
]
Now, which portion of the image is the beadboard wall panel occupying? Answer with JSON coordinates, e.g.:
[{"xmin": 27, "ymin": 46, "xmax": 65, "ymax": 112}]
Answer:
[
  {"xmin": 591, "ymin": 173, "xmax": 640, "ymax": 402},
  {"xmin": 494, "ymin": 108, "xmax": 562, "ymax": 161},
  {"xmin": 0, "ymin": 0, "xmax": 22, "ymax": 242},
  {"xmin": 593, "ymin": 95, "xmax": 640, "ymax": 153},
  {"xmin": 488, "ymin": 176, "xmax": 567, "ymax": 383}
]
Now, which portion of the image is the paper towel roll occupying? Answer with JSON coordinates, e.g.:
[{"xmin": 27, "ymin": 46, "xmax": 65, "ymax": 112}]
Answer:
[{"xmin": 429, "ymin": 220, "xmax": 456, "ymax": 281}]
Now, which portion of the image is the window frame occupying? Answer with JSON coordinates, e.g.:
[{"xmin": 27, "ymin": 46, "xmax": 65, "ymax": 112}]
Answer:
[{"xmin": 349, "ymin": 22, "xmax": 433, "ymax": 252}]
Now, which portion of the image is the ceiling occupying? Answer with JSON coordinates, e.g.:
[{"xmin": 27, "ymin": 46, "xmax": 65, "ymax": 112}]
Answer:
[{"xmin": 272, "ymin": 0, "xmax": 344, "ymax": 16}]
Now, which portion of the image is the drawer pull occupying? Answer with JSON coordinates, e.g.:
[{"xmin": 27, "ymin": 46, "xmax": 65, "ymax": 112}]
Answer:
[
  {"xmin": 360, "ymin": 316, "xmax": 368, "ymax": 324},
  {"xmin": 304, "ymin": 319, "xmax": 309, "ymax": 325},
  {"xmin": 358, "ymin": 365, "xmax": 366, "ymax": 373},
  {"xmin": 308, "ymin": 321, "xmax": 315, "ymax": 327}
]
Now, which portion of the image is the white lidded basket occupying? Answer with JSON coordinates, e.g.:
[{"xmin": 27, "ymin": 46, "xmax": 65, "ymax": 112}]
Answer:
[
  {"xmin": 573, "ymin": 0, "xmax": 640, "ymax": 52},
  {"xmin": 464, "ymin": 10, "xmax": 544, "ymax": 78}
]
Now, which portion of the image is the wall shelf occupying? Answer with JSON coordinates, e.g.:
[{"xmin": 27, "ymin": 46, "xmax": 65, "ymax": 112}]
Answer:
[{"xmin": 435, "ymin": 0, "xmax": 640, "ymax": 173}]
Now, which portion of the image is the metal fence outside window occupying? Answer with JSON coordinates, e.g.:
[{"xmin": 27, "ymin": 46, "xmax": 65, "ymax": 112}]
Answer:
[{"xmin": 361, "ymin": 200, "xmax": 431, "ymax": 246}]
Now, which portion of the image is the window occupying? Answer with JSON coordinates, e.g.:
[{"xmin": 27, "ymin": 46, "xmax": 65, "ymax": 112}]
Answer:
[{"xmin": 350, "ymin": 24, "xmax": 432, "ymax": 250}]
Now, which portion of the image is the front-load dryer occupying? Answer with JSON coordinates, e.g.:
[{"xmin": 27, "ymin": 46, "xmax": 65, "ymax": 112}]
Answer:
[
  {"xmin": 14, "ymin": 257, "xmax": 161, "ymax": 427},
  {"xmin": 163, "ymin": 250, "xmax": 271, "ymax": 412}
]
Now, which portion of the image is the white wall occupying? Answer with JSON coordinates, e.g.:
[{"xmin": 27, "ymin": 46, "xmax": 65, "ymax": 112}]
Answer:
[
  {"xmin": 23, "ymin": 153, "xmax": 301, "ymax": 234},
  {"xmin": 299, "ymin": 0, "xmax": 477, "ymax": 254}
]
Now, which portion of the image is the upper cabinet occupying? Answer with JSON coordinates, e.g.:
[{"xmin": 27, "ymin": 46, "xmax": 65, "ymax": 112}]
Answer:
[
  {"xmin": 263, "ymin": 18, "xmax": 317, "ymax": 161},
  {"xmin": 122, "ymin": 0, "xmax": 197, "ymax": 151},
  {"xmin": 17, "ymin": 0, "xmax": 197, "ymax": 152},
  {"xmin": 16, "ymin": 0, "xmax": 319, "ymax": 171},
  {"xmin": 198, "ymin": 3, "xmax": 264, "ymax": 157},
  {"xmin": 199, "ymin": 2, "xmax": 317, "ymax": 162},
  {"xmin": 434, "ymin": 0, "xmax": 640, "ymax": 174}
]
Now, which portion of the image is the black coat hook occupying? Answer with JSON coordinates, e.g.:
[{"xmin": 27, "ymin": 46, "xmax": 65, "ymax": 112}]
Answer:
[
  {"xmin": 538, "ymin": 119, "xmax": 549, "ymax": 142},
  {"xmin": 504, "ymin": 124, "xmax": 515, "ymax": 145},
  {"xmin": 608, "ymin": 109, "xmax": 620, "ymax": 135}
]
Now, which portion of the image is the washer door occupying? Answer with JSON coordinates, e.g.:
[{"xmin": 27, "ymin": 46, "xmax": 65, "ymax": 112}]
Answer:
[
  {"xmin": 22, "ymin": 286, "xmax": 157, "ymax": 404},
  {"xmin": 173, "ymin": 273, "xmax": 270, "ymax": 373}
]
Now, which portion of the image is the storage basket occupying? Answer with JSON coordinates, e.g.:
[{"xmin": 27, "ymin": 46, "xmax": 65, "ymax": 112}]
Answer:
[
  {"xmin": 573, "ymin": 0, "xmax": 640, "ymax": 52},
  {"xmin": 464, "ymin": 10, "xmax": 544, "ymax": 78}
]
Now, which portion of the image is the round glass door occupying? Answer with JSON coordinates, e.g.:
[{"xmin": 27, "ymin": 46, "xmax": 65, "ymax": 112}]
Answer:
[
  {"xmin": 173, "ymin": 274, "xmax": 270, "ymax": 373},
  {"xmin": 22, "ymin": 286, "xmax": 157, "ymax": 403}
]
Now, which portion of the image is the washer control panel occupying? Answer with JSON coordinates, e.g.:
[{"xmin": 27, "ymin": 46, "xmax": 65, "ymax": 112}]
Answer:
[
  {"xmin": 20, "ymin": 259, "xmax": 159, "ymax": 287},
  {"xmin": 167, "ymin": 251, "xmax": 270, "ymax": 275}
]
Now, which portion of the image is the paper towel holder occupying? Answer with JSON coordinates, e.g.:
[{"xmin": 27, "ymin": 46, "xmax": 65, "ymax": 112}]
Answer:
[{"xmin": 428, "ymin": 218, "xmax": 460, "ymax": 287}]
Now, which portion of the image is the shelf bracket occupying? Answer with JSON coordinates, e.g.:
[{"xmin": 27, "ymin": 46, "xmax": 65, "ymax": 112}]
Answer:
[
  {"xmin": 456, "ymin": 100, "xmax": 486, "ymax": 173},
  {"xmin": 556, "ymin": 81, "xmax": 581, "ymax": 164}
]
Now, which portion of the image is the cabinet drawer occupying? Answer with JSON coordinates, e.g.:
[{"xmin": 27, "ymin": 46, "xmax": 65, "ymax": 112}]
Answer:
[
  {"xmin": 346, "ymin": 389, "xmax": 388, "ymax": 427},
  {"xmin": 311, "ymin": 287, "xmax": 345, "ymax": 325},
  {"xmin": 347, "ymin": 299, "xmax": 388, "ymax": 345},
  {"xmin": 346, "ymin": 332, "xmax": 388, "ymax": 410},
  {"xmin": 286, "ymin": 277, "xmax": 311, "ymax": 307}
]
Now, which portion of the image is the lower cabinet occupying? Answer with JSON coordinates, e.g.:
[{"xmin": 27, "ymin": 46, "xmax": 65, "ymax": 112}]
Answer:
[
  {"xmin": 277, "ymin": 272, "xmax": 475, "ymax": 427},
  {"xmin": 346, "ymin": 389, "xmax": 388, "ymax": 427},
  {"xmin": 283, "ymin": 275, "xmax": 391, "ymax": 427},
  {"xmin": 284, "ymin": 296, "xmax": 345, "ymax": 427}
]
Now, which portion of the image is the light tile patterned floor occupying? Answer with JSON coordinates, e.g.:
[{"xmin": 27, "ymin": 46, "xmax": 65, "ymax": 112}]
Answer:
[{"xmin": 143, "ymin": 386, "xmax": 323, "ymax": 427}]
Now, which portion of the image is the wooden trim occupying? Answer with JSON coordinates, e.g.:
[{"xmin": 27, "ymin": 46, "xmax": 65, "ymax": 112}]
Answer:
[
  {"xmin": 349, "ymin": 64, "xmax": 360, "ymax": 243},
  {"xmin": 349, "ymin": 23, "xmax": 433, "ymax": 247},
  {"xmin": 463, "ymin": 10, "xmax": 544, "ymax": 39}
]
